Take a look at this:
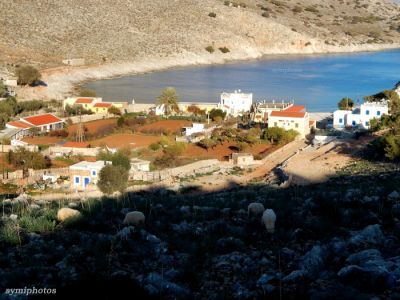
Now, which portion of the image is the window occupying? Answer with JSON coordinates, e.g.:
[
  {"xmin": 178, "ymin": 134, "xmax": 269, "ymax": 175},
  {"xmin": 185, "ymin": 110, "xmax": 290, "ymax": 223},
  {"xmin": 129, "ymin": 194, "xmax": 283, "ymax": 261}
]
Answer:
[
  {"xmin": 92, "ymin": 170, "xmax": 97, "ymax": 176},
  {"xmin": 74, "ymin": 176, "xmax": 80, "ymax": 184},
  {"xmin": 274, "ymin": 122, "xmax": 277, "ymax": 127},
  {"xmin": 365, "ymin": 121, "xmax": 369, "ymax": 126},
  {"xmin": 352, "ymin": 121, "xmax": 356, "ymax": 126},
  {"xmin": 366, "ymin": 110, "xmax": 370, "ymax": 115},
  {"xmin": 377, "ymin": 111, "xmax": 381, "ymax": 116},
  {"xmin": 339, "ymin": 118, "xmax": 343, "ymax": 123},
  {"xmin": 295, "ymin": 123, "xmax": 299, "ymax": 128}
]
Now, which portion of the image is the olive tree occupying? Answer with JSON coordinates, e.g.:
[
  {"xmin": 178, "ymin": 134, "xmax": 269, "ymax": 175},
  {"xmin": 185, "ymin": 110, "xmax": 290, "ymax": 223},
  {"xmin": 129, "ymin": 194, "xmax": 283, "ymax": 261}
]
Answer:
[
  {"xmin": 97, "ymin": 165, "xmax": 129, "ymax": 194},
  {"xmin": 16, "ymin": 65, "xmax": 42, "ymax": 86}
]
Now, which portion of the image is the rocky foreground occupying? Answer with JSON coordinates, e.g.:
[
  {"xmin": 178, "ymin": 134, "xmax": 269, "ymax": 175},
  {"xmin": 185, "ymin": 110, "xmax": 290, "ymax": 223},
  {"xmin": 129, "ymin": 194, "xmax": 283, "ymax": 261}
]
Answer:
[{"xmin": 1, "ymin": 161, "xmax": 400, "ymax": 299}]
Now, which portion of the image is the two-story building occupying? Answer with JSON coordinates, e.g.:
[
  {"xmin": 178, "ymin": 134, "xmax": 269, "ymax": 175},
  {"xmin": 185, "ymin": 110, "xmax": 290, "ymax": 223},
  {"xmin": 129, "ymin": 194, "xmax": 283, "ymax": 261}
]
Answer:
[
  {"xmin": 333, "ymin": 101, "xmax": 389, "ymax": 129},
  {"xmin": 63, "ymin": 97, "xmax": 127, "ymax": 114},
  {"xmin": 218, "ymin": 90, "xmax": 253, "ymax": 117},
  {"xmin": 268, "ymin": 105, "xmax": 311, "ymax": 138}
]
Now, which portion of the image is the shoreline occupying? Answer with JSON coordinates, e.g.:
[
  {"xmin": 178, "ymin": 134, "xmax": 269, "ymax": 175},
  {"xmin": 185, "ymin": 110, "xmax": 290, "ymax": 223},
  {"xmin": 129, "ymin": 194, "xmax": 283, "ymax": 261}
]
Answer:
[{"xmin": 19, "ymin": 43, "xmax": 400, "ymax": 101}]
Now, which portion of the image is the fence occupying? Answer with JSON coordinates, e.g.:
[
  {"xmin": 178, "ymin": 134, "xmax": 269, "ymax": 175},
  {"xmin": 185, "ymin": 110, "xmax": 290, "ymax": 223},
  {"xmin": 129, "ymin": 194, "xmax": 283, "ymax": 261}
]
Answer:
[
  {"xmin": 66, "ymin": 113, "xmax": 111, "ymax": 124},
  {"xmin": 0, "ymin": 167, "xmax": 69, "ymax": 182},
  {"xmin": 0, "ymin": 144, "xmax": 39, "ymax": 153}
]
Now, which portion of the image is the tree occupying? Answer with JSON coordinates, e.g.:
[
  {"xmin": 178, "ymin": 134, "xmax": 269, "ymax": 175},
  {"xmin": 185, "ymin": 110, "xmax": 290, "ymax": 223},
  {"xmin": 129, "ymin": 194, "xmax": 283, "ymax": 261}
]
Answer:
[
  {"xmin": 383, "ymin": 134, "xmax": 400, "ymax": 161},
  {"xmin": 262, "ymin": 127, "xmax": 285, "ymax": 144},
  {"xmin": 16, "ymin": 65, "xmax": 41, "ymax": 86},
  {"xmin": 156, "ymin": 87, "xmax": 179, "ymax": 115},
  {"xmin": 209, "ymin": 109, "xmax": 226, "ymax": 122},
  {"xmin": 187, "ymin": 104, "xmax": 205, "ymax": 116},
  {"xmin": 7, "ymin": 148, "xmax": 50, "ymax": 170},
  {"xmin": 0, "ymin": 81, "xmax": 6, "ymax": 97},
  {"xmin": 97, "ymin": 165, "xmax": 129, "ymax": 194},
  {"xmin": 111, "ymin": 151, "xmax": 131, "ymax": 171},
  {"xmin": 338, "ymin": 97, "xmax": 354, "ymax": 110},
  {"xmin": 108, "ymin": 106, "xmax": 122, "ymax": 116},
  {"xmin": 80, "ymin": 89, "xmax": 97, "ymax": 97}
]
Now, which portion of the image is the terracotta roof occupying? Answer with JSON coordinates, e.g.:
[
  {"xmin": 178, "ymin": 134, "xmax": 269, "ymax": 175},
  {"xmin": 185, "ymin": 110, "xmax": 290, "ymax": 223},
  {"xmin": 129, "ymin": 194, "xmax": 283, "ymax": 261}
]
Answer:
[
  {"xmin": 75, "ymin": 98, "xmax": 94, "ymax": 104},
  {"xmin": 62, "ymin": 141, "xmax": 89, "ymax": 148},
  {"xmin": 7, "ymin": 120, "xmax": 32, "ymax": 129},
  {"xmin": 22, "ymin": 114, "xmax": 63, "ymax": 126},
  {"xmin": 283, "ymin": 105, "xmax": 305, "ymax": 113},
  {"xmin": 93, "ymin": 103, "xmax": 112, "ymax": 108},
  {"xmin": 270, "ymin": 111, "xmax": 306, "ymax": 118}
]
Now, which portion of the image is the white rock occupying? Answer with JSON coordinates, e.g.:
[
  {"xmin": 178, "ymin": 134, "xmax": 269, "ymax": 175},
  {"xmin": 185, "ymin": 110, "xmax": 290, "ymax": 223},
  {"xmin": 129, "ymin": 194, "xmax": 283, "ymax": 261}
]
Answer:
[
  {"xmin": 261, "ymin": 209, "xmax": 276, "ymax": 233},
  {"xmin": 123, "ymin": 211, "xmax": 145, "ymax": 226},
  {"xmin": 57, "ymin": 208, "xmax": 81, "ymax": 222},
  {"xmin": 248, "ymin": 203, "xmax": 265, "ymax": 216},
  {"xmin": 9, "ymin": 214, "xmax": 18, "ymax": 221}
]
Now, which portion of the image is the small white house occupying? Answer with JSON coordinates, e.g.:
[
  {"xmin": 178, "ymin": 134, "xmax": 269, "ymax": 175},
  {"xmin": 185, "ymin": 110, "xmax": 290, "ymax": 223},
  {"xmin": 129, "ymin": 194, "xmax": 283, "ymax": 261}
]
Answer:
[
  {"xmin": 69, "ymin": 160, "xmax": 111, "ymax": 189},
  {"xmin": 230, "ymin": 153, "xmax": 254, "ymax": 166},
  {"xmin": 130, "ymin": 159, "xmax": 151, "ymax": 172},
  {"xmin": 182, "ymin": 123, "xmax": 205, "ymax": 136},
  {"xmin": 333, "ymin": 101, "xmax": 389, "ymax": 129},
  {"xmin": 268, "ymin": 105, "xmax": 310, "ymax": 138},
  {"xmin": 218, "ymin": 90, "xmax": 253, "ymax": 117}
]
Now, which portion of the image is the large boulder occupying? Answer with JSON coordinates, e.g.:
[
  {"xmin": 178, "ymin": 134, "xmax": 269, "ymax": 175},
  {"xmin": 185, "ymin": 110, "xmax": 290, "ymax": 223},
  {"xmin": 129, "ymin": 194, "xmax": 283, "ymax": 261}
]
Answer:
[
  {"xmin": 57, "ymin": 208, "xmax": 81, "ymax": 222},
  {"xmin": 349, "ymin": 224, "xmax": 384, "ymax": 247}
]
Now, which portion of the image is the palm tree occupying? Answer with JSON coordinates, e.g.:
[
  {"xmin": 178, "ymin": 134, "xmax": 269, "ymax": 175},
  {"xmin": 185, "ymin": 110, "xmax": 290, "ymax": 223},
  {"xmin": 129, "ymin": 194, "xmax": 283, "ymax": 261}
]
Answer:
[{"xmin": 156, "ymin": 87, "xmax": 179, "ymax": 115}]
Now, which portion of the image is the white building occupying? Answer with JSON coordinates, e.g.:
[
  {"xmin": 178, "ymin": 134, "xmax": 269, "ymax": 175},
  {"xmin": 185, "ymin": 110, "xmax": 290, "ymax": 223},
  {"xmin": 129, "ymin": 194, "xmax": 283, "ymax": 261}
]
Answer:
[
  {"xmin": 6, "ymin": 113, "xmax": 64, "ymax": 136},
  {"xmin": 130, "ymin": 159, "xmax": 151, "ymax": 172},
  {"xmin": 268, "ymin": 105, "xmax": 311, "ymax": 138},
  {"xmin": 69, "ymin": 160, "xmax": 111, "ymax": 189},
  {"xmin": 333, "ymin": 101, "xmax": 389, "ymax": 129},
  {"xmin": 182, "ymin": 123, "xmax": 205, "ymax": 136},
  {"xmin": 218, "ymin": 90, "xmax": 253, "ymax": 117}
]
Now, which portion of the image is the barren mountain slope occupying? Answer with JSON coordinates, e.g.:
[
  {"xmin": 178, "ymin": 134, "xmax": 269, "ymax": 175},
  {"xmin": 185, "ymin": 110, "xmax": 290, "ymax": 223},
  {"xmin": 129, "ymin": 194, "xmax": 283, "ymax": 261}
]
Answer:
[{"xmin": 1, "ymin": 0, "xmax": 399, "ymax": 67}]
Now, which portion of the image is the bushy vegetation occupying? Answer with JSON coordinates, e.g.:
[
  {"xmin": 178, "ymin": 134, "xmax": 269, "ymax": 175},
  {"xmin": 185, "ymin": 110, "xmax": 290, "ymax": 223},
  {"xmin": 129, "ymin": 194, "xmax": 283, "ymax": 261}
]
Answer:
[
  {"xmin": 107, "ymin": 106, "xmax": 121, "ymax": 116},
  {"xmin": 79, "ymin": 89, "xmax": 97, "ymax": 97},
  {"xmin": 338, "ymin": 97, "xmax": 355, "ymax": 110},
  {"xmin": 365, "ymin": 86, "xmax": 400, "ymax": 161},
  {"xmin": 97, "ymin": 164, "xmax": 129, "ymax": 194},
  {"xmin": 0, "ymin": 81, "xmax": 7, "ymax": 97},
  {"xmin": 262, "ymin": 127, "xmax": 298, "ymax": 144},
  {"xmin": 218, "ymin": 47, "xmax": 230, "ymax": 53},
  {"xmin": 97, "ymin": 149, "xmax": 131, "ymax": 171},
  {"xmin": 205, "ymin": 46, "xmax": 215, "ymax": 53},
  {"xmin": 64, "ymin": 104, "xmax": 93, "ymax": 116},
  {"xmin": 0, "ymin": 97, "xmax": 60, "ymax": 129},
  {"xmin": 187, "ymin": 104, "xmax": 206, "ymax": 116},
  {"xmin": 7, "ymin": 148, "xmax": 51, "ymax": 170},
  {"xmin": 153, "ymin": 142, "xmax": 187, "ymax": 168},
  {"xmin": 15, "ymin": 65, "xmax": 41, "ymax": 86},
  {"xmin": 209, "ymin": 108, "xmax": 226, "ymax": 122}
]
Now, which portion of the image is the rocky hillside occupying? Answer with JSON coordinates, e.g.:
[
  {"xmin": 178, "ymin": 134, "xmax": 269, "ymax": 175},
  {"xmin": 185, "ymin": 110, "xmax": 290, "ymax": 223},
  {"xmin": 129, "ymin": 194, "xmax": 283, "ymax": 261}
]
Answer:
[
  {"xmin": 1, "ymin": 160, "xmax": 400, "ymax": 298},
  {"xmin": 1, "ymin": 0, "xmax": 400, "ymax": 69}
]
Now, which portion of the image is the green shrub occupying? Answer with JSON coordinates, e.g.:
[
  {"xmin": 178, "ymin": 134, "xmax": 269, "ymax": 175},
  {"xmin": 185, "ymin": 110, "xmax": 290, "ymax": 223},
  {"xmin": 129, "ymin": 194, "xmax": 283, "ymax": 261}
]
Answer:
[
  {"xmin": 149, "ymin": 142, "xmax": 162, "ymax": 151},
  {"xmin": 19, "ymin": 214, "xmax": 56, "ymax": 233},
  {"xmin": 208, "ymin": 12, "xmax": 216, "ymax": 17},
  {"xmin": 205, "ymin": 46, "xmax": 215, "ymax": 53},
  {"xmin": 16, "ymin": 65, "xmax": 41, "ymax": 86},
  {"xmin": 80, "ymin": 89, "xmax": 97, "ymax": 97},
  {"xmin": 219, "ymin": 47, "xmax": 230, "ymax": 53},
  {"xmin": 0, "ymin": 223, "xmax": 21, "ymax": 246}
]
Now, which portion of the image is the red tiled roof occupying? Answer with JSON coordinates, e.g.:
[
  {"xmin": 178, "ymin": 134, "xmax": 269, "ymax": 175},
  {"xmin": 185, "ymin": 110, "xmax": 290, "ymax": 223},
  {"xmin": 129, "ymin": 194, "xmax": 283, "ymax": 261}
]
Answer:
[
  {"xmin": 270, "ymin": 111, "xmax": 306, "ymax": 118},
  {"xmin": 93, "ymin": 103, "xmax": 112, "ymax": 108},
  {"xmin": 283, "ymin": 105, "xmax": 305, "ymax": 113},
  {"xmin": 22, "ymin": 114, "xmax": 63, "ymax": 126},
  {"xmin": 7, "ymin": 120, "xmax": 32, "ymax": 129},
  {"xmin": 62, "ymin": 141, "xmax": 89, "ymax": 148},
  {"xmin": 75, "ymin": 98, "xmax": 94, "ymax": 104}
]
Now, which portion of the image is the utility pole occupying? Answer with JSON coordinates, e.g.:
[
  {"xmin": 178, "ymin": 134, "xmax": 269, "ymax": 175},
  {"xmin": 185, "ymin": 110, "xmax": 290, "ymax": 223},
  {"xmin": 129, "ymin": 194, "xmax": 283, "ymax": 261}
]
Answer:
[{"xmin": 75, "ymin": 110, "xmax": 85, "ymax": 143}]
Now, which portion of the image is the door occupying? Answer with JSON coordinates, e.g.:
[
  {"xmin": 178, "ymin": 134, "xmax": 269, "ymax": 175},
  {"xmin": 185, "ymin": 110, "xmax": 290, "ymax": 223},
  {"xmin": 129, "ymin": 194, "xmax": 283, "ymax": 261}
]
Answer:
[{"xmin": 84, "ymin": 177, "xmax": 90, "ymax": 187}]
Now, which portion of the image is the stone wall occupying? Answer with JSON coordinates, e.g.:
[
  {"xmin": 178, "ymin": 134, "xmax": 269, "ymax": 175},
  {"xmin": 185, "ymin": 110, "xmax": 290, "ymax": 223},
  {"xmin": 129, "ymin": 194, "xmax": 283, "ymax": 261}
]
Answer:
[
  {"xmin": 66, "ymin": 113, "xmax": 110, "ymax": 124},
  {"xmin": 0, "ymin": 145, "xmax": 39, "ymax": 153},
  {"xmin": 43, "ymin": 146, "xmax": 100, "ymax": 157},
  {"xmin": 130, "ymin": 159, "xmax": 222, "ymax": 182}
]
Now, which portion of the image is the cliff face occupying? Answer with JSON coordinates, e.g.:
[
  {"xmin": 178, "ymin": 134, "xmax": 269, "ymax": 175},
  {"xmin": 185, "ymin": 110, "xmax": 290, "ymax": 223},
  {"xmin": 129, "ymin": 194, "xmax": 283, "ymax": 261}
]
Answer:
[{"xmin": 1, "ymin": 0, "xmax": 399, "ymax": 68}]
